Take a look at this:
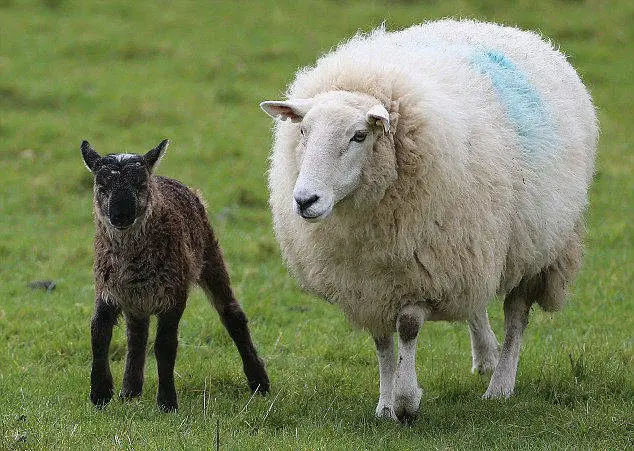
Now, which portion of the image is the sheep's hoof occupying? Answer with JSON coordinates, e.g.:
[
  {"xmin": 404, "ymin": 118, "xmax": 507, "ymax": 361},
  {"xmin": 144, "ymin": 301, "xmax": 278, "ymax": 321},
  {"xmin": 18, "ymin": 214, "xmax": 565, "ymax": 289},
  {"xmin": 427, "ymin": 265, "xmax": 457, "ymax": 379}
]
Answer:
[
  {"xmin": 482, "ymin": 383, "xmax": 514, "ymax": 399},
  {"xmin": 472, "ymin": 353, "xmax": 499, "ymax": 375},
  {"xmin": 393, "ymin": 386, "xmax": 422, "ymax": 424},
  {"xmin": 375, "ymin": 404, "xmax": 398, "ymax": 421}
]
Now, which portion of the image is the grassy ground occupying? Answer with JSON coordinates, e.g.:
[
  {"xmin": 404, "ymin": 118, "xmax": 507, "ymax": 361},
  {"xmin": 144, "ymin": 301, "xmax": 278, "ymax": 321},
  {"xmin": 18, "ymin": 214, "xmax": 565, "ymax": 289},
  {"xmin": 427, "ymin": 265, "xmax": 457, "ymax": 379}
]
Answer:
[{"xmin": 1, "ymin": 0, "xmax": 632, "ymax": 449}]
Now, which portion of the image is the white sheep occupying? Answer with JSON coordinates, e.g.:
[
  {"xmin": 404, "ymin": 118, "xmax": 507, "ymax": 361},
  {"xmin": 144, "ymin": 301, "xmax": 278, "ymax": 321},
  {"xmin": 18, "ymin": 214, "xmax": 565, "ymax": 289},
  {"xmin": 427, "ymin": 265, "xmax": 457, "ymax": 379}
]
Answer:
[{"xmin": 260, "ymin": 19, "xmax": 597, "ymax": 422}]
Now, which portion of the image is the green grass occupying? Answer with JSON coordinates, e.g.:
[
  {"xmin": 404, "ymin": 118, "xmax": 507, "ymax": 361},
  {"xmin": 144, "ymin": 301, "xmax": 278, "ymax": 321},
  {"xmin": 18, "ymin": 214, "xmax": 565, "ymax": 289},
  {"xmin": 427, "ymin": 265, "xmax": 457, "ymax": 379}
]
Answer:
[{"xmin": 1, "ymin": 0, "xmax": 632, "ymax": 449}]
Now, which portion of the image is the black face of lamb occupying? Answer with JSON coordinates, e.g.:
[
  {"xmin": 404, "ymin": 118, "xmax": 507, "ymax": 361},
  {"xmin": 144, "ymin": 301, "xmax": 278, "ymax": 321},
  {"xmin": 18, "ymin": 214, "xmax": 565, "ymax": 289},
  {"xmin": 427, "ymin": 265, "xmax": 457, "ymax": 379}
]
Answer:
[{"xmin": 93, "ymin": 156, "xmax": 150, "ymax": 230}]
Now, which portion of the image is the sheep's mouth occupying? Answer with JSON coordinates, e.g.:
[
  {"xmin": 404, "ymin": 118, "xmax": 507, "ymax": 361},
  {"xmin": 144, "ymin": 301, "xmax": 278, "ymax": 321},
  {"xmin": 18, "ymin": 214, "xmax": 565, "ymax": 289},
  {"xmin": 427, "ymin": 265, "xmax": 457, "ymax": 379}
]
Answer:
[
  {"xmin": 298, "ymin": 208, "xmax": 332, "ymax": 222},
  {"xmin": 300, "ymin": 212, "xmax": 322, "ymax": 221},
  {"xmin": 107, "ymin": 217, "xmax": 138, "ymax": 230}
]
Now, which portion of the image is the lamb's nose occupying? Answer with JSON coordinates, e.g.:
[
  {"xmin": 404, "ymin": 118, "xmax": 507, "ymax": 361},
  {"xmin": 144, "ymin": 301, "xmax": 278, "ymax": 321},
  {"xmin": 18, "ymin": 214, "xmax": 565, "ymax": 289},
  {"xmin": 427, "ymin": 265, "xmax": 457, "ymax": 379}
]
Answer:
[{"xmin": 294, "ymin": 194, "xmax": 320, "ymax": 212}]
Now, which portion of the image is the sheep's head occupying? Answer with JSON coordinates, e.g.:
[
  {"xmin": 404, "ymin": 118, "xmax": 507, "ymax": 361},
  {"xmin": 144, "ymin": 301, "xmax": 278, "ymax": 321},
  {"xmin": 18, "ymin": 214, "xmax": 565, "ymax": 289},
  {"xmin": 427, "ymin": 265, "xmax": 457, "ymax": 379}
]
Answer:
[
  {"xmin": 81, "ymin": 139, "xmax": 168, "ymax": 230},
  {"xmin": 261, "ymin": 91, "xmax": 390, "ymax": 222}
]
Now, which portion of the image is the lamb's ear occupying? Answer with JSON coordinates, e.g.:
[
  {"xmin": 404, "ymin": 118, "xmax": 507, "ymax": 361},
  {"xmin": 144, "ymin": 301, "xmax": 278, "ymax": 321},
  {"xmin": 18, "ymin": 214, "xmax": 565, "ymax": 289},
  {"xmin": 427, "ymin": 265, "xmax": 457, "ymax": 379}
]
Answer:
[
  {"xmin": 366, "ymin": 104, "xmax": 390, "ymax": 133},
  {"xmin": 81, "ymin": 140, "xmax": 102, "ymax": 173},
  {"xmin": 144, "ymin": 139, "xmax": 169, "ymax": 172},
  {"xmin": 260, "ymin": 99, "xmax": 313, "ymax": 123}
]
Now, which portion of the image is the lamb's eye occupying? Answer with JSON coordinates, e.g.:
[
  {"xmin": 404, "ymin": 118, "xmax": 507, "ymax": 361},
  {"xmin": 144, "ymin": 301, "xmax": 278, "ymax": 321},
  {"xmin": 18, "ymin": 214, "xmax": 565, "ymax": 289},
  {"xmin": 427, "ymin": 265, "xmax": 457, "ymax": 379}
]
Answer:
[
  {"xmin": 351, "ymin": 131, "xmax": 368, "ymax": 143},
  {"xmin": 299, "ymin": 127, "xmax": 305, "ymax": 136},
  {"xmin": 97, "ymin": 186, "xmax": 108, "ymax": 196}
]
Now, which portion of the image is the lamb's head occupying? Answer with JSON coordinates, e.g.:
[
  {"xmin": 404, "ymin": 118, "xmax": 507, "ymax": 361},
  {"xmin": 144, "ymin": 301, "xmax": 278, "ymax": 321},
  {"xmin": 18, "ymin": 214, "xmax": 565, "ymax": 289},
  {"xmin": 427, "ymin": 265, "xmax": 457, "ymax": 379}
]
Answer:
[
  {"xmin": 81, "ymin": 139, "xmax": 168, "ymax": 230},
  {"xmin": 261, "ymin": 91, "xmax": 390, "ymax": 222}
]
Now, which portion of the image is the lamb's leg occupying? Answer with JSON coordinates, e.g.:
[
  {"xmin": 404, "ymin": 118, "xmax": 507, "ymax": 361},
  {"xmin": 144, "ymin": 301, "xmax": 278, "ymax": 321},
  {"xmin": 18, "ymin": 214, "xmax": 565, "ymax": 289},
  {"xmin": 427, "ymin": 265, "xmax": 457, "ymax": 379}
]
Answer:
[
  {"xmin": 199, "ymin": 240, "xmax": 270, "ymax": 394},
  {"xmin": 483, "ymin": 287, "xmax": 531, "ymax": 399},
  {"xmin": 468, "ymin": 308, "xmax": 499, "ymax": 374},
  {"xmin": 90, "ymin": 296, "xmax": 120, "ymax": 407},
  {"xmin": 155, "ymin": 302, "xmax": 185, "ymax": 412},
  {"xmin": 393, "ymin": 304, "xmax": 426, "ymax": 423},
  {"xmin": 374, "ymin": 335, "xmax": 397, "ymax": 420},
  {"xmin": 120, "ymin": 314, "xmax": 150, "ymax": 399}
]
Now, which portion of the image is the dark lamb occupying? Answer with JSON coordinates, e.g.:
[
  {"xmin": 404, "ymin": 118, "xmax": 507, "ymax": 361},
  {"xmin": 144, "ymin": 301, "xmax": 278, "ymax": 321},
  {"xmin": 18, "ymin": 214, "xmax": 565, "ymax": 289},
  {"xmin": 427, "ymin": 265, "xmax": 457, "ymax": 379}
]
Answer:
[{"xmin": 81, "ymin": 139, "xmax": 269, "ymax": 411}]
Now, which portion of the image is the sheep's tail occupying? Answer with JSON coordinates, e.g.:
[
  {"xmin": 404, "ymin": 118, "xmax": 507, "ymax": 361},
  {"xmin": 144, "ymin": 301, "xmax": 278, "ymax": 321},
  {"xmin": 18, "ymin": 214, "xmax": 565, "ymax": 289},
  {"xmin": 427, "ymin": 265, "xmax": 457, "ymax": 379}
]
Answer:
[
  {"xmin": 198, "ymin": 234, "xmax": 270, "ymax": 394},
  {"xmin": 532, "ymin": 219, "xmax": 585, "ymax": 312}
]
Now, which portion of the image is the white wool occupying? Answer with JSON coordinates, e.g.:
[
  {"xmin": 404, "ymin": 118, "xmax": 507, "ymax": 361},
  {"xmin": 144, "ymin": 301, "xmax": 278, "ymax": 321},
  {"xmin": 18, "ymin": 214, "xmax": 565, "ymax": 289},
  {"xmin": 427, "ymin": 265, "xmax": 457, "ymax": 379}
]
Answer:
[
  {"xmin": 266, "ymin": 19, "xmax": 597, "ymax": 338},
  {"xmin": 114, "ymin": 153, "xmax": 137, "ymax": 162}
]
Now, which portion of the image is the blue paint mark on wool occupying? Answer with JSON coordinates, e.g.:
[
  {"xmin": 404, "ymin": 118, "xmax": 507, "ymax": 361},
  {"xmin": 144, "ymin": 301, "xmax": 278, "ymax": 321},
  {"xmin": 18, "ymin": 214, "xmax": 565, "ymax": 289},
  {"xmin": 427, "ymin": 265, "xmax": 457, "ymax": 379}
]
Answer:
[{"xmin": 470, "ymin": 50, "xmax": 554, "ymax": 155}]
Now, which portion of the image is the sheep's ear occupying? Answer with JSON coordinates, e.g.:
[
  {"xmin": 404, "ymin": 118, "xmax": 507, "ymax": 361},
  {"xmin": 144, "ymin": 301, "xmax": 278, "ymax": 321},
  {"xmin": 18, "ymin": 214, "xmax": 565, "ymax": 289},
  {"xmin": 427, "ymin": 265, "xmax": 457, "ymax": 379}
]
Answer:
[
  {"xmin": 366, "ymin": 104, "xmax": 390, "ymax": 133},
  {"xmin": 81, "ymin": 140, "xmax": 102, "ymax": 173},
  {"xmin": 260, "ymin": 99, "xmax": 313, "ymax": 123},
  {"xmin": 144, "ymin": 139, "xmax": 169, "ymax": 172}
]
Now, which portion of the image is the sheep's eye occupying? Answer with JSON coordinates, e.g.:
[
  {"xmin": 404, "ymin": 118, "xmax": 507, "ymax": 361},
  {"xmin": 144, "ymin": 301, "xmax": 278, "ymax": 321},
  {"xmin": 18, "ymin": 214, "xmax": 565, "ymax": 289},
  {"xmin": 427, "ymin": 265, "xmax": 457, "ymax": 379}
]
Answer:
[
  {"xmin": 299, "ymin": 127, "xmax": 305, "ymax": 136},
  {"xmin": 97, "ymin": 186, "xmax": 108, "ymax": 196},
  {"xmin": 351, "ymin": 131, "xmax": 368, "ymax": 143}
]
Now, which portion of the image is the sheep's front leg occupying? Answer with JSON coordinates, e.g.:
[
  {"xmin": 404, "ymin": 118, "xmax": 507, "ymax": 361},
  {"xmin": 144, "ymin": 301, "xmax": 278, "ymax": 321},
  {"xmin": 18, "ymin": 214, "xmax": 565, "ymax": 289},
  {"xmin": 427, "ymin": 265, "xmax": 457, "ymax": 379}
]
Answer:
[
  {"xmin": 468, "ymin": 308, "xmax": 499, "ymax": 374},
  {"xmin": 374, "ymin": 335, "xmax": 397, "ymax": 420},
  {"xmin": 393, "ymin": 304, "xmax": 426, "ymax": 423},
  {"xmin": 120, "ymin": 314, "xmax": 149, "ymax": 399},
  {"xmin": 90, "ymin": 296, "xmax": 120, "ymax": 408},
  {"xmin": 483, "ymin": 288, "xmax": 531, "ymax": 399},
  {"xmin": 155, "ymin": 303, "xmax": 185, "ymax": 412}
]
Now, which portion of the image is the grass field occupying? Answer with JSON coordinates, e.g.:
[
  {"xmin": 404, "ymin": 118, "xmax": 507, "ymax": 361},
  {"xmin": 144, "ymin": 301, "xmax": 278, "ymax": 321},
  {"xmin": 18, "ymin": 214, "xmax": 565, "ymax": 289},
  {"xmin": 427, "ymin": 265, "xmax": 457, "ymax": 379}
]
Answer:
[{"xmin": 1, "ymin": 0, "xmax": 632, "ymax": 449}]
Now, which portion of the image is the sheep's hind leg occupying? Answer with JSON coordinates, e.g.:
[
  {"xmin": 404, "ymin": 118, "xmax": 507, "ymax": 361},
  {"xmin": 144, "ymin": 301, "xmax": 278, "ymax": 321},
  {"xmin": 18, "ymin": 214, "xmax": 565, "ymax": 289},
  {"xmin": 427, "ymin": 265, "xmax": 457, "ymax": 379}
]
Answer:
[
  {"xmin": 392, "ymin": 304, "xmax": 426, "ymax": 423},
  {"xmin": 90, "ymin": 297, "xmax": 120, "ymax": 408},
  {"xmin": 468, "ymin": 308, "xmax": 499, "ymax": 375},
  {"xmin": 373, "ymin": 335, "xmax": 397, "ymax": 420},
  {"xmin": 120, "ymin": 314, "xmax": 150, "ymax": 399},
  {"xmin": 483, "ymin": 287, "xmax": 531, "ymax": 399},
  {"xmin": 155, "ymin": 302, "xmax": 185, "ymax": 412},
  {"xmin": 199, "ymin": 241, "xmax": 270, "ymax": 394}
]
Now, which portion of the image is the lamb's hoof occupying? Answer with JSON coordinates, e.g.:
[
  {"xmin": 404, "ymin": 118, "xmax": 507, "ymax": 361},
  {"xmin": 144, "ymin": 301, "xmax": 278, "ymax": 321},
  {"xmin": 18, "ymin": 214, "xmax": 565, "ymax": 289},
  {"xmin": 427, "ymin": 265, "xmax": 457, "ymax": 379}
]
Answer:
[
  {"xmin": 90, "ymin": 374, "xmax": 114, "ymax": 408},
  {"xmin": 248, "ymin": 378, "xmax": 270, "ymax": 395},
  {"xmin": 375, "ymin": 404, "xmax": 398, "ymax": 421},
  {"xmin": 119, "ymin": 387, "xmax": 142, "ymax": 400},
  {"xmin": 245, "ymin": 357, "xmax": 270, "ymax": 395},
  {"xmin": 157, "ymin": 388, "xmax": 178, "ymax": 412},
  {"xmin": 90, "ymin": 386, "xmax": 114, "ymax": 408},
  {"xmin": 393, "ymin": 386, "xmax": 422, "ymax": 424},
  {"xmin": 157, "ymin": 398, "xmax": 178, "ymax": 412}
]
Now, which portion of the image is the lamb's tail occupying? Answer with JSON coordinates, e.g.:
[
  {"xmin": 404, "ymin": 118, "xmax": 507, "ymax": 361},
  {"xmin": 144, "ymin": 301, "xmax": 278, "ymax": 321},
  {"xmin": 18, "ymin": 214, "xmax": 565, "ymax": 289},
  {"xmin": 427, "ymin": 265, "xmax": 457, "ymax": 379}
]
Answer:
[{"xmin": 198, "ymin": 237, "xmax": 270, "ymax": 394}]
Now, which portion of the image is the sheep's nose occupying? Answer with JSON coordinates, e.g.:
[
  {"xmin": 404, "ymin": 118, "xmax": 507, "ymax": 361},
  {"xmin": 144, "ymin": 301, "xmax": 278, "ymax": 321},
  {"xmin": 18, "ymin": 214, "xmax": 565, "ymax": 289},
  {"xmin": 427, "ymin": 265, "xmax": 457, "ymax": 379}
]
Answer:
[
  {"xmin": 108, "ymin": 189, "xmax": 137, "ymax": 229},
  {"xmin": 294, "ymin": 194, "xmax": 320, "ymax": 212}
]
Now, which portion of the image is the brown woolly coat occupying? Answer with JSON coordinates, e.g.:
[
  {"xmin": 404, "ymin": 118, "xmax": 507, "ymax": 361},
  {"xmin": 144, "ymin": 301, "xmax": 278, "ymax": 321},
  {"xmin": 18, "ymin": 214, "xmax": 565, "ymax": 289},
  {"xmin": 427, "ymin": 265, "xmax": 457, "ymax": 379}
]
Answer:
[{"xmin": 94, "ymin": 176, "xmax": 212, "ymax": 316}]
